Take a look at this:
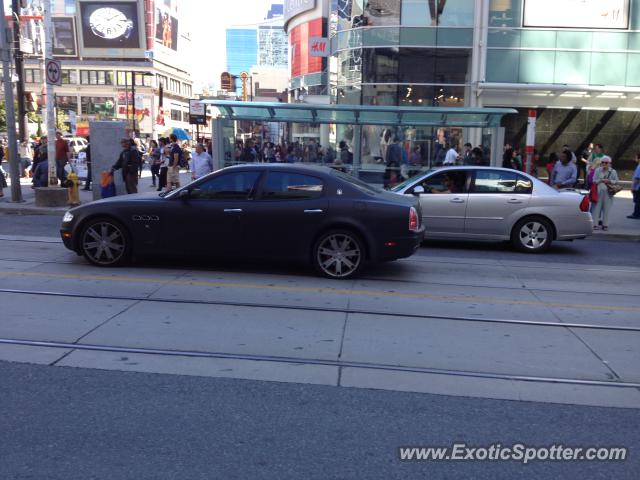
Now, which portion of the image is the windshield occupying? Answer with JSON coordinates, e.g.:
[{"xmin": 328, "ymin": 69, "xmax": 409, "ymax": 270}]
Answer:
[{"xmin": 330, "ymin": 169, "xmax": 383, "ymax": 195}]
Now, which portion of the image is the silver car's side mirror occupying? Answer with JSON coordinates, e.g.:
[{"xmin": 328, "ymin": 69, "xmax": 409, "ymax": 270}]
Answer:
[{"xmin": 413, "ymin": 185, "xmax": 425, "ymax": 195}]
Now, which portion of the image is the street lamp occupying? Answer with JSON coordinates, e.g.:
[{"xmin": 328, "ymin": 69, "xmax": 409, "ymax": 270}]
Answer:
[{"xmin": 130, "ymin": 71, "xmax": 153, "ymax": 136}]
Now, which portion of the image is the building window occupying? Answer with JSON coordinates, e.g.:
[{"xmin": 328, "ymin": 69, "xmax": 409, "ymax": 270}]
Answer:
[
  {"xmin": 157, "ymin": 74, "xmax": 168, "ymax": 88},
  {"xmin": 182, "ymin": 111, "xmax": 190, "ymax": 122},
  {"xmin": 81, "ymin": 96, "xmax": 115, "ymax": 116},
  {"xmin": 117, "ymin": 71, "xmax": 153, "ymax": 86},
  {"xmin": 56, "ymin": 95, "xmax": 78, "ymax": 113},
  {"xmin": 24, "ymin": 68, "xmax": 42, "ymax": 83},
  {"xmin": 61, "ymin": 70, "xmax": 77, "ymax": 84},
  {"xmin": 183, "ymin": 83, "xmax": 192, "ymax": 97},
  {"xmin": 80, "ymin": 70, "xmax": 114, "ymax": 85},
  {"xmin": 170, "ymin": 109, "xmax": 182, "ymax": 121}
]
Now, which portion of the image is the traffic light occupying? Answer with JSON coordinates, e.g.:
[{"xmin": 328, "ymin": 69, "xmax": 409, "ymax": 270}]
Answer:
[{"xmin": 24, "ymin": 92, "xmax": 38, "ymax": 112}]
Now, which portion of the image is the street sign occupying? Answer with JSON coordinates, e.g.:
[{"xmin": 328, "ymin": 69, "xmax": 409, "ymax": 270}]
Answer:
[
  {"xmin": 45, "ymin": 58, "xmax": 61, "ymax": 86},
  {"xmin": 189, "ymin": 99, "xmax": 206, "ymax": 125},
  {"xmin": 144, "ymin": 50, "xmax": 154, "ymax": 59}
]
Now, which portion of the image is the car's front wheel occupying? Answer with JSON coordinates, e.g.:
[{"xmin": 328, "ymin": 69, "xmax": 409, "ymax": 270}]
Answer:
[
  {"xmin": 511, "ymin": 217, "xmax": 553, "ymax": 253},
  {"xmin": 80, "ymin": 217, "xmax": 130, "ymax": 267},
  {"xmin": 313, "ymin": 230, "xmax": 364, "ymax": 279}
]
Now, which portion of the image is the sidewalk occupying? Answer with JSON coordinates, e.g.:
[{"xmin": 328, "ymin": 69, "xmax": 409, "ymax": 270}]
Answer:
[
  {"xmin": 1, "ymin": 169, "xmax": 639, "ymax": 240},
  {"xmin": 0, "ymin": 169, "xmax": 193, "ymax": 216}
]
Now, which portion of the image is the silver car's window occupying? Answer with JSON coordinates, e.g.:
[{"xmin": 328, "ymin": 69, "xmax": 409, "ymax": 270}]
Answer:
[
  {"xmin": 472, "ymin": 171, "xmax": 533, "ymax": 194},
  {"xmin": 412, "ymin": 170, "xmax": 469, "ymax": 194},
  {"xmin": 191, "ymin": 171, "xmax": 261, "ymax": 200},
  {"xmin": 260, "ymin": 172, "xmax": 324, "ymax": 200}
]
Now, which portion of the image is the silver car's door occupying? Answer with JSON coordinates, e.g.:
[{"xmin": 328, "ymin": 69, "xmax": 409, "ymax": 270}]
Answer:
[
  {"xmin": 465, "ymin": 170, "xmax": 533, "ymax": 237},
  {"xmin": 407, "ymin": 170, "xmax": 471, "ymax": 235}
]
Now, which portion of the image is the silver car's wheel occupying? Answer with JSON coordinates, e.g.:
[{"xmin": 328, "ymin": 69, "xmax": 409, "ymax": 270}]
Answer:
[
  {"xmin": 313, "ymin": 231, "xmax": 363, "ymax": 279},
  {"xmin": 81, "ymin": 218, "xmax": 129, "ymax": 267},
  {"xmin": 512, "ymin": 217, "xmax": 553, "ymax": 253}
]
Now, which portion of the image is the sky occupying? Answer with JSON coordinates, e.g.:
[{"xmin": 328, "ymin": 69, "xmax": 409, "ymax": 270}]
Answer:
[{"xmin": 186, "ymin": 0, "xmax": 276, "ymax": 91}]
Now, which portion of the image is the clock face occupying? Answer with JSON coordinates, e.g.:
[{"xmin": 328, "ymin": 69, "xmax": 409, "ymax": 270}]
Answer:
[{"xmin": 89, "ymin": 7, "xmax": 131, "ymax": 40}]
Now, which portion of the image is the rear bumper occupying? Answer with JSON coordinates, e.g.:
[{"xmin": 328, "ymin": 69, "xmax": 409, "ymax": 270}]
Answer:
[{"xmin": 377, "ymin": 227, "xmax": 425, "ymax": 261}]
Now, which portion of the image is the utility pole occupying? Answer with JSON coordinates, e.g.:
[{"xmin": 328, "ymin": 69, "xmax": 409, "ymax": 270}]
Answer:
[
  {"xmin": 12, "ymin": 0, "xmax": 27, "ymax": 142},
  {"xmin": 0, "ymin": 0, "xmax": 23, "ymax": 201},
  {"xmin": 43, "ymin": 0, "xmax": 56, "ymax": 186},
  {"xmin": 131, "ymin": 72, "xmax": 137, "ymax": 134}
]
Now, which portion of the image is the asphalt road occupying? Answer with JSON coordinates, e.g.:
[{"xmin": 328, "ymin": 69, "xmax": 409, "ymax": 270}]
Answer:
[
  {"xmin": 1, "ymin": 213, "xmax": 639, "ymax": 267},
  {"xmin": 1, "ymin": 361, "xmax": 638, "ymax": 480}
]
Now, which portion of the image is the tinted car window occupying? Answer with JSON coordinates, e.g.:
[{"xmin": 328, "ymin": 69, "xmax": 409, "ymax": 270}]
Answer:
[
  {"xmin": 260, "ymin": 172, "xmax": 324, "ymax": 200},
  {"xmin": 192, "ymin": 171, "xmax": 260, "ymax": 199},
  {"xmin": 472, "ymin": 171, "xmax": 533, "ymax": 194},
  {"xmin": 413, "ymin": 170, "xmax": 469, "ymax": 194}
]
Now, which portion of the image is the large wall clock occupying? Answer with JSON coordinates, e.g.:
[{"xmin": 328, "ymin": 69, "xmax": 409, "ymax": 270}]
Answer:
[{"xmin": 89, "ymin": 7, "xmax": 134, "ymax": 40}]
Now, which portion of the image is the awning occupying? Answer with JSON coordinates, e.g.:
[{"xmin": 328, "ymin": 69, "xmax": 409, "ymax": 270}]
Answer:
[{"xmin": 201, "ymin": 100, "xmax": 517, "ymax": 128}]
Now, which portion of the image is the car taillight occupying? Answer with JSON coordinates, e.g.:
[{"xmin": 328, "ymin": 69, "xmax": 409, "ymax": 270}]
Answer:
[
  {"xmin": 409, "ymin": 207, "xmax": 419, "ymax": 231},
  {"xmin": 580, "ymin": 195, "xmax": 590, "ymax": 212}
]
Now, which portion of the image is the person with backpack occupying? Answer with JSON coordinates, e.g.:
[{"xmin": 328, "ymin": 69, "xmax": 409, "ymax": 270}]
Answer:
[
  {"xmin": 190, "ymin": 143, "xmax": 213, "ymax": 180},
  {"xmin": 111, "ymin": 138, "xmax": 141, "ymax": 194},
  {"xmin": 166, "ymin": 133, "xmax": 183, "ymax": 191}
]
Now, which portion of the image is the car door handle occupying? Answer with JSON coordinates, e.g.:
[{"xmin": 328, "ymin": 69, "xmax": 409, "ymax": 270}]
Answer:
[
  {"xmin": 223, "ymin": 208, "xmax": 243, "ymax": 213},
  {"xmin": 303, "ymin": 209, "xmax": 324, "ymax": 214},
  {"xmin": 450, "ymin": 198, "xmax": 465, "ymax": 203},
  {"xmin": 507, "ymin": 199, "xmax": 523, "ymax": 204}
]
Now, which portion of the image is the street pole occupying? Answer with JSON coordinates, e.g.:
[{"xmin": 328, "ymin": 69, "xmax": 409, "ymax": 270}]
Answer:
[
  {"xmin": 43, "ymin": 0, "xmax": 56, "ymax": 186},
  {"xmin": 12, "ymin": 0, "xmax": 27, "ymax": 142},
  {"xmin": 0, "ymin": 0, "xmax": 22, "ymax": 201},
  {"xmin": 131, "ymin": 72, "xmax": 137, "ymax": 135},
  {"xmin": 125, "ymin": 72, "xmax": 129, "ymax": 129}
]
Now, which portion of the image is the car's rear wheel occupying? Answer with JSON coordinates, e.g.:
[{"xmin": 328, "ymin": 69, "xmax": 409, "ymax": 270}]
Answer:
[
  {"xmin": 80, "ymin": 217, "xmax": 130, "ymax": 267},
  {"xmin": 313, "ymin": 230, "xmax": 364, "ymax": 279},
  {"xmin": 511, "ymin": 217, "xmax": 553, "ymax": 253}
]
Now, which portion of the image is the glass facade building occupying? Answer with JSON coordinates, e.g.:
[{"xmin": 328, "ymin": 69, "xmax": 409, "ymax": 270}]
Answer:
[
  {"xmin": 324, "ymin": 0, "xmax": 640, "ymax": 171},
  {"xmin": 226, "ymin": 28, "xmax": 259, "ymax": 75}
]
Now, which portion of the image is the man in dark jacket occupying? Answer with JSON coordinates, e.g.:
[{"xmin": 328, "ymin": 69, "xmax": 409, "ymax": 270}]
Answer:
[{"xmin": 111, "ymin": 138, "xmax": 141, "ymax": 194}]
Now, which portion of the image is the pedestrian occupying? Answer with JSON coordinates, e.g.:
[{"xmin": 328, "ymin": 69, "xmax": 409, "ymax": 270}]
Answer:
[
  {"xmin": 409, "ymin": 145, "xmax": 422, "ymax": 176},
  {"xmin": 149, "ymin": 139, "xmax": 161, "ymax": 188},
  {"xmin": 627, "ymin": 152, "xmax": 640, "ymax": 220},
  {"xmin": 19, "ymin": 140, "xmax": 32, "ymax": 177},
  {"xmin": 166, "ymin": 133, "xmax": 182, "ymax": 192},
  {"xmin": 471, "ymin": 146, "xmax": 484, "ymax": 166},
  {"xmin": 462, "ymin": 142, "xmax": 473, "ymax": 165},
  {"xmin": 545, "ymin": 152, "xmax": 558, "ymax": 184},
  {"xmin": 305, "ymin": 139, "xmax": 319, "ymax": 162},
  {"xmin": 550, "ymin": 151, "xmax": 577, "ymax": 189},
  {"xmin": 591, "ymin": 156, "xmax": 619, "ymax": 231},
  {"xmin": 111, "ymin": 138, "xmax": 141, "ymax": 194},
  {"xmin": 81, "ymin": 139, "xmax": 92, "ymax": 190},
  {"xmin": 32, "ymin": 158, "xmax": 49, "ymax": 188},
  {"xmin": 502, "ymin": 148, "xmax": 517, "ymax": 170},
  {"xmin": 587, "ymin": 144, "xmax": 605, "ymax": 187},
  {"xmin": 339, "ymin": 140, "xmax": 352, "ymax": 164},
  {"xmin": 190, "ymin": 143, "xmax": 213, "ymax": 180},
  {"xmin": 54, "ymin": 131, "xmax": 71, "ymax": 186},
  {"xmin": 443, "ymin": 143, "xmax": 458, "ymax": 166},
  {"xmin": 157, "ymin": 138, "xmax": 169, "ymax": 192}
]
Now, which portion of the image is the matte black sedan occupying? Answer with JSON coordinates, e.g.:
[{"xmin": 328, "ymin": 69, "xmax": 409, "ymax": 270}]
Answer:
[{"xmin": 60, "ymin": 164, "xmax": 425, "ymax": 279}]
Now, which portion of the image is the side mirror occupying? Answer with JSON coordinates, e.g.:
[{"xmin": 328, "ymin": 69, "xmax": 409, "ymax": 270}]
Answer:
[{"xmin": 413, "ymin": 185, "xmax": 425, "ymax": 195}]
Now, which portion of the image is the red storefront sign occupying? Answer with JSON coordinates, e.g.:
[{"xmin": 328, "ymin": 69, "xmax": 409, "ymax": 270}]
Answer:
[{"xmin": 290, "ymin": 18, "xmax": 323, "ymax": 78}]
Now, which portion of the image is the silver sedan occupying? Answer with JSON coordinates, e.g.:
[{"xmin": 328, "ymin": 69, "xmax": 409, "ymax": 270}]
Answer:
[{"xmin": 391, "ymin": 167, "xmax": 593, "ymax": 253}]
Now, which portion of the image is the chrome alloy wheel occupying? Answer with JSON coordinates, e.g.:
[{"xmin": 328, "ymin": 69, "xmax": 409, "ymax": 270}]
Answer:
[
  {"xmin": 316, "ymin": 233, "xmax": 362, "ymax": 278},
  {"xmin": 82, "ymin": 221, "xmax": 126, "ymax": 266},
  {"xmin": 518, "ymin": 221, "xmax": 548, "ymax": 250}
]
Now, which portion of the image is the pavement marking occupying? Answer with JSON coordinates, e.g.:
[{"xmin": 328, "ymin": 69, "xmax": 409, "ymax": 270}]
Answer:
[{"xmin": 1, "ymin": 269, "xmax": 640, "ymax": 313}]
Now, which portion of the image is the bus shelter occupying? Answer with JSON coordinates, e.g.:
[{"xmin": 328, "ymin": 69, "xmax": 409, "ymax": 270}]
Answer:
[{"xmin": 202, "ymin": 100, "xmax": 516, "ymax": 183}]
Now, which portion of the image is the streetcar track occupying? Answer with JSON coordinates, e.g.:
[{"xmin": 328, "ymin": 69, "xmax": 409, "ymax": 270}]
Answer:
[
  {"xmin": 1, "ymin": 287, "xmax": 639, "ymax": 332},
  {"xmin": 1, "ymin": 337, "xmax": 638, "ymax": 390}
]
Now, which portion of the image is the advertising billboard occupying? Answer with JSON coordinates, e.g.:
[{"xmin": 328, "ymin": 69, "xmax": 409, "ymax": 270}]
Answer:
[
  {"xmin": 155, "ymin": 7, "xmax": 179, "ymax": 51},
  {"xmin": 523, "ymin": 0, "xmax": 629, "ymax": 29},
  {"xmin": 79, "ymin": 1, "xmax": 141, "ymax": 49},
  {"xmin": 52, "ymin": 17, "xmax": 78, "ymax": 57},
  {"xmin": 290, "ymin": 18, "xmax": 323, "ymax": 78}
]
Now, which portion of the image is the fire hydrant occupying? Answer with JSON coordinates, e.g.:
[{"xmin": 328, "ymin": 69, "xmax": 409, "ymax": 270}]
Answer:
[{"xmin": 67, "ymin": 171, "xmax": 81, "ymax": 206}]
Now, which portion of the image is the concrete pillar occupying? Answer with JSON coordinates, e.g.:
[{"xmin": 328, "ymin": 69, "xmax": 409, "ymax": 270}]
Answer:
[
  {"xmin": 89, "ymin": 121, "xmax": 127, "ymax": 201},
  {"xmin": 320, "ymin": 123, "xmax": 330, "ymax": 150},
  {"xmin": 212, "ymin": 118, "xmax": 225, "ymax": 171}
]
